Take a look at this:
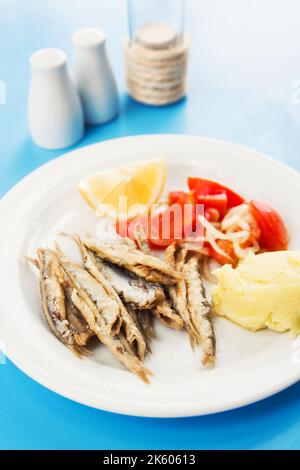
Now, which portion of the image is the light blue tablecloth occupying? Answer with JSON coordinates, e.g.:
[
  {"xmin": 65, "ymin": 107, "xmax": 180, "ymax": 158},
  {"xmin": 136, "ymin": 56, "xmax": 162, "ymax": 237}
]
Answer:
[{"xmin": 1, "ymin": 0, "xmax": 300, "ymax": 450}]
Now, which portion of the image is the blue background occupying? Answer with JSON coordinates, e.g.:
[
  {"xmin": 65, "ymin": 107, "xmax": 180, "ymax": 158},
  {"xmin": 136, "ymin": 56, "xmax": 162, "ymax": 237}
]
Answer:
[{"xmin": 1, "ymin": 0, "xmax": 300, "ymax": 450}]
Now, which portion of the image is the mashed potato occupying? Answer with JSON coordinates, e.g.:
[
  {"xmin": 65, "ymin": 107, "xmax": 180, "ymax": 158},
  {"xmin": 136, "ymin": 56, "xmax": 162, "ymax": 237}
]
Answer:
[{"xmin": 212, "ymin": 251, "xmax": 300, "ymax": 335}]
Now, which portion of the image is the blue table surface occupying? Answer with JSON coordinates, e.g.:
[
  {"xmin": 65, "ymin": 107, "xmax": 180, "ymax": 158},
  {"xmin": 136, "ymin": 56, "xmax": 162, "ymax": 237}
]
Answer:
[{"xmin": 1, "ymin": 0, "xmax": 300, "ymax": 450}]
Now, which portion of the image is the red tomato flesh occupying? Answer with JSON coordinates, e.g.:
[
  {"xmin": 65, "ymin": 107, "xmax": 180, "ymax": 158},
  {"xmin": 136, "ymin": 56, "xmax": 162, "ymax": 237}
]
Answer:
[
  {"xmin": 204, "ymin": 207, "xmax": 220, "ymax": 222},
  {"xmin": 117, "ymin": 201, "xmax": 203, "ymax": 249},
  {"xmin": 196, "ymin": 192, "xmax": 228, "ymax": 217},
  {"xmin": 249, "ymin": 200, "xmax": 288, "ymax": 251},
  {"xmin": 187, "ymin": 177, "xmax": 244, "ymax": 209},
  {"xmin": 168, "ymin": 191, "xmax": 190, "ymax": 205},
  {"xmin": 206, "ymin": 240, "xmax": 237, "ymax": 266}
]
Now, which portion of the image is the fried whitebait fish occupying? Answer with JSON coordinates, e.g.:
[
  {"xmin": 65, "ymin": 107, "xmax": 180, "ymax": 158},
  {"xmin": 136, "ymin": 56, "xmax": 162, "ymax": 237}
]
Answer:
[
  {"xmin": 165, "ymin": 242, "xmax": 198, "ymax": 343},
  {"xmin": 137, "ymin": 310, "xmax": 155, "ymax": 351},
  {"xmin": 166, "ymin": 242, "xmax": 216, "ymax": 367},
  {"xmin": 126, "ymin": 305, "xmax": 154, "ymax": 354},
  {"xmin": 66, "ymin": 236, "xmax": 148, "ymax": 362},
  {"xmin": 72, "ymin": 236, "xmax": 182, "ymax": 286},
  {"xmin": 67, "ymin": 285, "xmax": 151, "ymax": 383},
  {"xmin": 182, "ymin": 256, "xmax": 216, "ymax": 368},
  {"xmin": 132, "ymin": 229, "xmax": 184, "ymax": 331},
  {"xmin": 57, "ymin": 269, "xmax": 95, "ymax": 347},
  {"xmin": 52, "ymin": 252, "xmax": 151, "ymax": 381},
  {"xmin": 90, "ymin": 260, "xmax": 164, "ymax": 309},
  {"xmin": 152, "ymin": 298, "xmax": 184, "ymax": 330},
  {"xmin": 55, "ymin": 253, "xmax": 122, "ymax": 337},
  {"xmin": 34, "ymin": 249, "xmax": 88, "ymax": 357}
]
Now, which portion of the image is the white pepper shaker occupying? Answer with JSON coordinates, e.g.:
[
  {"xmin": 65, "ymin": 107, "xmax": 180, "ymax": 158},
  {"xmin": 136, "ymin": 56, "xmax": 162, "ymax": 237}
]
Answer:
[
  {"xmin": 28, "ymin": 48, "xmax": 84, "ymax": 150},
  {"xmin": 71, "ymin": 28, "xmax": 119, "ymax": 125}
]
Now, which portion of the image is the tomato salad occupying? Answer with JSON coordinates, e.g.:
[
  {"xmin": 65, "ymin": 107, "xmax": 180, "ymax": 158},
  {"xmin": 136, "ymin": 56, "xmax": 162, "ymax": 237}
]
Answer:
[{"xmin": 117, "ymin": 177, "xmax": 289, "ymax": 266}]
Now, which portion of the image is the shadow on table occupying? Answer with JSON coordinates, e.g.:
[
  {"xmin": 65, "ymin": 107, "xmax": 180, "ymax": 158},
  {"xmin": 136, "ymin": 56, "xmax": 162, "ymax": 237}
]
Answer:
[{"xmin": 83, "ymin": 93, "xmax": 189, "ymax": 143}]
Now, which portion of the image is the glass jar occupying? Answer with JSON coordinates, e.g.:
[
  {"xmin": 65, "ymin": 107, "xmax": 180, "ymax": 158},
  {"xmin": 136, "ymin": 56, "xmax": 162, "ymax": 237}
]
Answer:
[
  {"xmin": 125, "ymin": 0, "xmax": 188, "ymax": 105},
  {"xmin": 128, "ymin": 0, "xmax": 185, "ymax": 49}
]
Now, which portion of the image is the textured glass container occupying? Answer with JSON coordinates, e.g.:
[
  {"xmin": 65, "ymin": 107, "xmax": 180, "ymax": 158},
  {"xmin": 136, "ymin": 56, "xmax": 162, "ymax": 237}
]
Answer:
[
  {"xmin": 125, "ymin": 0, "xmax": 188, "ymax": 105},
  {"xmin": 128, "ymin": 0, "xmax": 185, "ymax": 49}
]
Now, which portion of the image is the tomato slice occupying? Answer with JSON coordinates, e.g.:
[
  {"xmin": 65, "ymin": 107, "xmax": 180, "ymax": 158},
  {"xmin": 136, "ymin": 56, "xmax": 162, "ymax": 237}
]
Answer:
[
  {"xmin": 117, "ymin": 207, "xmax": 180, "ymax": 249},
  {"xmin": 249, "ymin": 200, "xmax": 288, "ymax": 251},
  {"xmin": 168, "ymin": 191, "xmax": 190, "ymax": 205},
  {"xmin": 196, "ymin": 192, "xmax": 228, "ymax": 217},
  {"xmin": 169, "ymin": 189, "xmax": 227, "ymax": 225},
  {"xmin": 117, "ymin": 200, "xmax": 203, "ymax": 249},
  {"xmin": 149, "ymin": 203, "xmax": 203, "ymax": 248},
  {"xmin": 206, "ymin": 240, "xmax": 237, "ymax": 266},
  {"xmin": 150, "ymin": 206, "xmax": 181, "ymax": 248},
  {"xmin": 187, "ymin": 177, "xmax": 244, "ymax": 209},
  {"xmin": 204, "ymin": 207, "xmax": 220, "ymax": 222}
]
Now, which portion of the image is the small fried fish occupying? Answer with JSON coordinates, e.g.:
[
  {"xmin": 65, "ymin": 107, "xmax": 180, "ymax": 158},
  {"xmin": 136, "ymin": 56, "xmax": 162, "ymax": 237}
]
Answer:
[
  {"xmin": 132, "ymin": 230, "xmax": 184, "ymax": 332},
  {"xmin": 127, "ymin": 305, "xmax": 154, "ymax": 354},
  {"xmin": 165, "ymin": 242, "xmax": 199, "ymax": 345},
  {"xmin": 138, "ymin": 310, "xmax": 155, "ymax": 344},
  {"xmin": 91, "ymin": 260, "xmax": 164, "ymax": 309},
  {"xmin": 152, "ymin": 298, "xmax": 184, "ymax": 331},
  {"xmin": 182, "ymin": 255, "xmax": 216, "ymax": 368},
  {"xmin": 67, "ymin": 236, "xmax": 148, "ymax": 362},
  {"xmin": 58, "ymin": 270, "xmax": 94, "ymax": 347},
  {"xmin": 70, "ymin": 288, "xmax": 152, "ymax": 383},
  {"xmin": 35, "ymin": 249, "xmax": 87, "ymax": 357},
  {"xmin": 55, "ymin": 253, "xmax": 122, "ymax": 338},
  {"xmin": 73, "ymin": 236, "xmax": 182, "ymax": 286}
]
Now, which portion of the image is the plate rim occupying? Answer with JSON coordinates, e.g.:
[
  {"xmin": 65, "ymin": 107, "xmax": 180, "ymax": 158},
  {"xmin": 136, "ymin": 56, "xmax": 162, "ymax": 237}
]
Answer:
[
  {"xmin": 1, "ymin": 133, "xmax": 300, "ymax": 418},
  {"xmin": 2, "ymin": 133, "xmax": 300, "ymax": 209}
]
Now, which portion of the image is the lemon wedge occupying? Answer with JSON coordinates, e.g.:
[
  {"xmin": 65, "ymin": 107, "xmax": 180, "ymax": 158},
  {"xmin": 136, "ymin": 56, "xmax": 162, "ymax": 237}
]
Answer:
[{"xmin": 78, "ymin": 159, "xmax": 166, "ymax": 220}]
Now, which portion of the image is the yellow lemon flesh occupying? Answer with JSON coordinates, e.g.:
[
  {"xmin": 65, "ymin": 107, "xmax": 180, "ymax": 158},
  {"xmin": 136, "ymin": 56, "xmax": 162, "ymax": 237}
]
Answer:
[{"xmin": 78, "ymin": 159, "xmax": 166, "ymax": 220}]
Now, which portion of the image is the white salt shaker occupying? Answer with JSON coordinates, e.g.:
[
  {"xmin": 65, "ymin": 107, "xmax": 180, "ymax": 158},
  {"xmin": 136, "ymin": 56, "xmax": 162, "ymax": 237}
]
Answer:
[
  {"xmin": 28, "ymin": 48, "xmax": 84, "ymax": 150},
  {"xmin": 71, "ymin": 28, "xmax": 119, "ymax": 125}
]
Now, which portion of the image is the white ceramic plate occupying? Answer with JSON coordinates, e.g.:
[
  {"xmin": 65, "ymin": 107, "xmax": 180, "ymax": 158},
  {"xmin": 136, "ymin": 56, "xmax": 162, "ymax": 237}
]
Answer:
[{"xmin": 1, "ymin": 135, "xmax": 300, "ymax": 418}]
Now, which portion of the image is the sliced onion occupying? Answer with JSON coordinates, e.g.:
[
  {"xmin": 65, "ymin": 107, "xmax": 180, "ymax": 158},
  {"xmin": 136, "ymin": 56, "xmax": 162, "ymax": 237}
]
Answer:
[
  {"xmin": 182, "ymin": 240, "xmax": 208, "ymax": 254},
  {"xmin": 232, "ymin": 238, "xmax": 260, "ymax": 259},
  {"xmin": 222, "ymin": 215, "xmax": 250, "ymax": 232},
  {"xmin": 199, "ymin": 204, "xmax": 262, "ymax": 263},
  {"xmin": 221, "ymin": 214, "xmax": 240, "ymax": 230},
  {"xmin": 233, "ymin": 239, "xmax": 250, "ymax": 259},
  {"xmin": 206, "ymin": 231, "xmax": 232, "ymax": 260},
  {"xmin": 223, "ymin": 204, "xmax": 249, "ymax": 219},
  {"xmin": 199, "ymin": 216, "xmax": 249, "ymax": 241}
]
